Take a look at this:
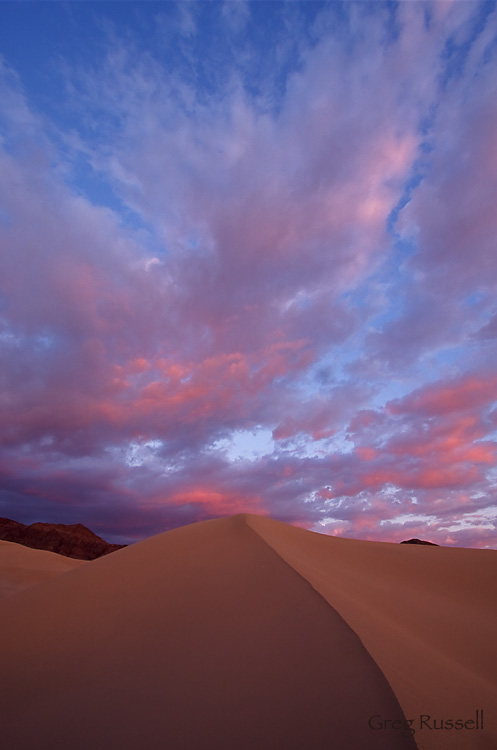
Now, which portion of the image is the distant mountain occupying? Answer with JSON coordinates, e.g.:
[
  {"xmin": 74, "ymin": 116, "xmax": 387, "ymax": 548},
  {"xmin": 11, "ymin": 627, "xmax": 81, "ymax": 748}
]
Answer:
[
  {"xmin": 400, "ymin": 538, "xmax": 439, "ymax": 546},
  {"xmin": 0, "ymin": 517, "xmax": 126, "ymax": 560}
]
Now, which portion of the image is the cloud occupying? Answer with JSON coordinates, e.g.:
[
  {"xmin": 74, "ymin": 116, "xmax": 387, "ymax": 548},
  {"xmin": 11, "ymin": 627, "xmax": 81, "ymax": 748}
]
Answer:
[
  {"xmin": 387, "ymin": 374, "xmax": 497, "ymax": 418},
  {"xmin": 370, "ymin": 7, "xmax": 497, "ymax": 370},
  {"xmin": 0, "ymin": 2, "xmax": 496, "ymax": 548}
]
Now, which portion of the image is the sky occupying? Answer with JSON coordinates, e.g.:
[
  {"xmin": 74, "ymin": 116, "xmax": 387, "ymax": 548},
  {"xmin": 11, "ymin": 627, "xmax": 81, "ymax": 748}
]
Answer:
[{"xmin": 0, "ymin": 1, "xmax": 497, "ymax": 548}]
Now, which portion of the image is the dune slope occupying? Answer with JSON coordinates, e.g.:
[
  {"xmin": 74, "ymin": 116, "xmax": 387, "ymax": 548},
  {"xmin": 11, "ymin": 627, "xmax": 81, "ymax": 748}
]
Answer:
[
  {"xmin": 0, "ymin": 539, "xmax": 86, "ymax": 600},
  {"xmin": 0, "ymin": 514, "xmax": 415, "ymax": 750}
]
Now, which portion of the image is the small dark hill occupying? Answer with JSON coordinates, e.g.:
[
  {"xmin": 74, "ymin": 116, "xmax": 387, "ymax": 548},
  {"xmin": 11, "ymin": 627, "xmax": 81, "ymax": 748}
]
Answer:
[{"xmin": 400, "ymin": 538, "xmax": 439, "ymax": 546}]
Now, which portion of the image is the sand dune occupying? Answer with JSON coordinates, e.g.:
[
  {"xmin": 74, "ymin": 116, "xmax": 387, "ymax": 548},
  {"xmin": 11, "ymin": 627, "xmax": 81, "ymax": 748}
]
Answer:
[
  {"xmin": 0, "ymin": 539, "xmax": 86, "ymax": 600},
  {"xmin": 0, "ymin": 514, "xmax": 495, "ymax": 750}
]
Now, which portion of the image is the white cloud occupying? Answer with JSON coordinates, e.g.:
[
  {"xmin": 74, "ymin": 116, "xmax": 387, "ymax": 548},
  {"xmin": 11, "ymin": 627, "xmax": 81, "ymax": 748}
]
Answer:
[{"xmin": 213, "ymin": 427, "xmax": 274, "ymax": 462}]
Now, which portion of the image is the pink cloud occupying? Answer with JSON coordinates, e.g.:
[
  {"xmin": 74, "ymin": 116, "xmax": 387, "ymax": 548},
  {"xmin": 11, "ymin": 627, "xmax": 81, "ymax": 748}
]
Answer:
[
  {"xmin": 387, "ymin": 375, "xmax": 497, "ymax": 418},
  {"xmin": 153, "ymin": 486, "xmax": 266, "ymax": 518}
]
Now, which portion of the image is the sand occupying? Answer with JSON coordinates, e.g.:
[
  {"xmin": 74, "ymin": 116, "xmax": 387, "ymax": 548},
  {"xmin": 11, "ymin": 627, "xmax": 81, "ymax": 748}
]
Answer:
[
  {"xmin": 0, "ymin": 514, "xmax": 495, "ymax": 750},
  {"xmin": 0, "ymin": 539, "xmax": 86, "ymax": 600}
]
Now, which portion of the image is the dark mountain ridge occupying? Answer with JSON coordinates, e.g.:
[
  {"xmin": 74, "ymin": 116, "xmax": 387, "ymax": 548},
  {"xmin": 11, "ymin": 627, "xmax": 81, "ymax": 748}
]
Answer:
[{"xmin": 0, "ymin": 517, "xmax": 126, "ymax": 560}]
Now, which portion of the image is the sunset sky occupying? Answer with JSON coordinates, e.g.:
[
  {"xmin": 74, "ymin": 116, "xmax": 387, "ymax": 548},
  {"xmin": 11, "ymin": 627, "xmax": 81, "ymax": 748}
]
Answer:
[{"xmin": 1, "ymin": 1, "xmax": 496, "ymax": 547}]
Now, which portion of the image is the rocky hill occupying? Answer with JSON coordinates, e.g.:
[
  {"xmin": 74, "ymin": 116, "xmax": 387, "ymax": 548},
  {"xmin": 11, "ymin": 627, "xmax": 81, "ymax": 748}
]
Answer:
[{"xmin": 0, "ymin": 517, "xmax": 126, "ymax": 560}]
